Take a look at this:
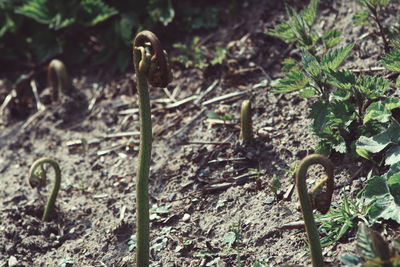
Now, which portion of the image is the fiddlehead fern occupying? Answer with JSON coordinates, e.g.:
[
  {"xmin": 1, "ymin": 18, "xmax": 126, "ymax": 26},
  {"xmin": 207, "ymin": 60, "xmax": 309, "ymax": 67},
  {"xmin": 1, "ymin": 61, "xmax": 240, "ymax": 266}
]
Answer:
[
  {"xmin": 48, "ymin": 59, "xmax": 70, "ymax": 102},
  {"xmin": 28, "ymin": 157, "xmax": 61, "ymax": 222},
  {"xmin": 133, "ymin": 30, "xmax": 172, "ymax": 267},
  {"xmin": 240, "ymin": 99, "xmax": 253, "ymax": 142},
  {"xmin": 295, "ymin": 154, "xmax": 334, "ymax": 267}
]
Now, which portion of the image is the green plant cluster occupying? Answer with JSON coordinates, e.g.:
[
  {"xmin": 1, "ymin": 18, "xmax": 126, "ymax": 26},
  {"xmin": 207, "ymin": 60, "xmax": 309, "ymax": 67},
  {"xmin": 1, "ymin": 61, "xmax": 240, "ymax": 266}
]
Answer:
[
  {"xmin": 0, "ymin": 0, "xmax": 234, "ymax": 73},
  {"xmin": 267, "ymin": 0, "xmax": 400, "ymax": 258},
  {"xmin": 341, "ymin": 223, "xmax": 400, "ymax": 266}
]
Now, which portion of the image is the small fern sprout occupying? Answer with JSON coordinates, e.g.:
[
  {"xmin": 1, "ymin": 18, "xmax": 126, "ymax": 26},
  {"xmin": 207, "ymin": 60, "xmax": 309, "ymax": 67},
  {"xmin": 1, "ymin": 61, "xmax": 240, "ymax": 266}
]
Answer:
[
  {"xmin": 240, "ymin": 99, "xmax": 253, "ymax": 142},
  {"xmin": 133, "ymin": 30, "xmax": 172, "ymax": 267},
  {"xmin": 28, "ymin": 157, "xmax": 61, "ymax": 222},
  {"xmin": 48, "ymin": 59, "xmax": 71, "ymax": 102},
  {"xmin": 295, "ymin": 154, "xmax": 334, "ymax": 267}
]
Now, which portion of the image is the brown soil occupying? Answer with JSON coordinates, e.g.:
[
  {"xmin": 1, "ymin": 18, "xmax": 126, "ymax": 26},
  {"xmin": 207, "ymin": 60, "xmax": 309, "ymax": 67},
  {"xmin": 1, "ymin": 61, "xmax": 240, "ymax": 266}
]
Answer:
[{"xmin": 0, "ymin": 0, "xmax": 398, "ymax": 266}]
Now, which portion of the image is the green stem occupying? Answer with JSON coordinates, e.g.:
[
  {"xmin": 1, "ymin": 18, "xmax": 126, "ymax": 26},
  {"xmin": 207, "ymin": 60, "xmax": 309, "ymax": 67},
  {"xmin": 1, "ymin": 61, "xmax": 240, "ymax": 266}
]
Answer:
[
  {"xmin": 240, "ymin": 99, "xmax": 253, "ymax": 142},
  {"xmin": 295, "ymin": 154, "xmax": 334, "ymax": 267},
  {"xmin": 133, "ymin": 31, "xmax": 171, "ymax": 267},
  {"xmin": 28, "ymin": 157, "xmax": 61, "ymax": 221}
]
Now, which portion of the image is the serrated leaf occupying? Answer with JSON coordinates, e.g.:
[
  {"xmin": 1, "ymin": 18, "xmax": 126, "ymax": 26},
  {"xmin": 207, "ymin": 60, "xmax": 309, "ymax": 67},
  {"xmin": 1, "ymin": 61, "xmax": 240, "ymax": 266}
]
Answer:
[
  {"xmin": 356, "ymin": 124, "xmax": 400, "ymax": 153},
  {"xmin": 286, "ymin": 5, "xmax": 313, "ymax": 47},
  {"xmin": 328, "ymin": 69, "xmax": 357, "ymax": 90},
  {"xmin": 271, "ymin": 70, "xmax": 310, "ymax": 93},
  {"xmin": 321, "ymin": 44, "xmax": 354, "ymax": 70},
  {"xmin": 301, "ymin": 49, "xmax": 321, "ymax": 77},
  {"xmin": 356, "ymin": 75, "xmax": 391, "ymax": 99},
  {"xmin": 332, "ymin": 141, "xmax": 347, "ymax": 153},
  {"xmin": 299, "ymin": 88, "xmax": 317, "ymax": 98},
  {"xmin": 15, "ymin": 0, "xmax": 52, "ymax": 24},
  {"xmin": 300, "ymin": 0, "xmax": 318, "ymax": 27},
  {"xmin": 79, "ymin": 0, "xmax": 117, "ymax": 26},
  {"xmin": 322, "ymin": 29, "xmax": 342, "ymax": 49},
  {"xmin": 380, "ymin": 48, "xmax": 400, "ymax": 72},
  {"xmin": 281, "ymin": 57, "xmax": 300, "ymax": 73},
  {"xmin": 356, "ymin": 223, "xmax": 378, "ymax": 260},
  {"xmin": 266, "ymin": 22, "xmax": 296, "ymax": 43}
]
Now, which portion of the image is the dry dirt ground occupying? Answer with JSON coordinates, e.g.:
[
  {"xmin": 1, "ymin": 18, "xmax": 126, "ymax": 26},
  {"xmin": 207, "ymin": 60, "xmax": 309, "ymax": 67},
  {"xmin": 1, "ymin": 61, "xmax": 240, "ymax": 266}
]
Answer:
[{"xmin": 0, "ymin": 0, "xmax": 399, "ymax": 266}]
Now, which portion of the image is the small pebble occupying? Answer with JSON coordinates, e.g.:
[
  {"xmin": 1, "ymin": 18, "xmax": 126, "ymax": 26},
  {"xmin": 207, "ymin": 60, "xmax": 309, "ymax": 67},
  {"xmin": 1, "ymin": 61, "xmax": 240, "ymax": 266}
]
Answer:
[
  {"xmin": 182, "ymin": 213, "xmax": 190, "ymax": 222},
  {"xmin": 8, "ymin": 256, "xmax": 18, "ymax": 267}
]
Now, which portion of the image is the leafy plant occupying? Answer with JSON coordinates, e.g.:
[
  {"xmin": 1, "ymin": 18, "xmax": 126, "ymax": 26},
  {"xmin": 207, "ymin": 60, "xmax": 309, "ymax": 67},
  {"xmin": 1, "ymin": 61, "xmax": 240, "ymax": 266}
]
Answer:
[
  {"xmin": 223, "ymin": 220, "xmax": 243, "ymax": 267},
  {"xmin": 28, "ymin": 157, "xmax": 62, "ymax": 221},
  {"xmin": 315, "ymin": 194, "xmax": 369, "ymax": 247},
  {"xmin": 341, "ymin": 223, "xmax": 400, "ymax": 266},
  {"xmin": 133, "ymin": 30, "xmax": 172, "ymax": 267},
  {"xmin": 0, "ymin": 0, "xmax": 176, "ymax": 72},
  {"xmin": 354, "ymin": 0, "xmax": 391, "ymax": 52},
  {"xmin": 172, "ymin": 36, "xmax": 228, "ymax": 69},
  {"xmin": 295, "ymin": 154, "xmax": 334, "ymax": 267},
  {"xmin": 267, "ymin": 0, "xmax": 319, "ymax": 51},
  {"xmin": 172, "ymin": 36, "xmax": 208, "ymax": 69},
  {"xmin": 357, "ymin": 162, "xmax": 400, "ymax": 224}
]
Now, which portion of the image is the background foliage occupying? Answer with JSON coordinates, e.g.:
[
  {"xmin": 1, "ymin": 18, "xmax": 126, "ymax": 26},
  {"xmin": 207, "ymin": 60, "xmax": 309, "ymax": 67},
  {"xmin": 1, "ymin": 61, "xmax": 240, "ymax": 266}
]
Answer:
[{"xmin": 0, "ymin": 0, "xmax": 237, "ymax": 73}]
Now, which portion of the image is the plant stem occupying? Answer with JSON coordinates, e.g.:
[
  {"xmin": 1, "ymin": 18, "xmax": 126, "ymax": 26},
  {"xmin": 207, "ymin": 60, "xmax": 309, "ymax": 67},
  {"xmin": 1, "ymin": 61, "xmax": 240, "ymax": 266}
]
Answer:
[
  {"xmin": 133, "ymin": 30, "xmax": 171, "ymax": 267},
  {"xmin": 367, "ymin": 4, "xmax": 389, "ymax": 53},
  {"xmin": 28, "ymin": 157, "xmax": 61, "ymax": 221},
  {"xmin": 296, "ymin": 154, "xmax": 334, "ymax": 267},
  {"xmin": 240, "ymin": 99, "xmax": 253, "ymax": 142}
]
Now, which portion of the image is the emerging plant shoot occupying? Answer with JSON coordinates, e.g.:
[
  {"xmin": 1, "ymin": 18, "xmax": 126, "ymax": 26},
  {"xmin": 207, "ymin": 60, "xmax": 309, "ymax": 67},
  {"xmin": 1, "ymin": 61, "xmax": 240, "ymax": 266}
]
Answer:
[
  {"xmin": 296, "ymin": 154, "xmax": 334, "ymax": 267},
  {"xmin": 133, "ymin": 30, "xmax": 172, "ymax": 267},
  {"xmin": 28, "ymin": 157, "xmax": 61, "ymax": 222}
]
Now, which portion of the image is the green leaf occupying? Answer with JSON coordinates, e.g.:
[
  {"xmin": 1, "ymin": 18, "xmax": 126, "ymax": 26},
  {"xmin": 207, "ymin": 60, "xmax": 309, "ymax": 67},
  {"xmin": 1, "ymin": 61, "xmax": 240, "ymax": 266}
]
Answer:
[
  {"xmin": 271, "ymin": 70, "xmax": 310, "ymax": 93},
  {"xmin": 15, "ymin": 0, "xmax": 52, "ymax": 24},
  {"xmin": 266, "ymin": 22, "xmax": 297, "ymax": 43},
  {"xmin": 368, "ymin": 193, "xmax": 400, "ymax": 223},
  {"xmin": 356, "ymin": 223, "xmax": 378, "ymax": 260},
  {"xmin": 356, "ymin": 148, "xmax": 371, "ymax": 160},
  {"xmin": 356, "ymin": 75, "xmax": 391, "ymax": 99},
  {"xmin": 300, "ymin": 0, "xmax": 318, "ymax": 28},
  {"xmin": 353, "ymin": 10, "xmax": 370, "ymax": 26},
  {"xmin": 322, "ymin": 29, "xmax": 342, "ymax": 49},
  {"xmin": 287, "ymin": 6, "xmax": 313, "ymax": 47},
  {"xmin": 148, "ymin": 0, "xmax": 175, "ymax": 26},
  {"xmin": 210, "ymin": 47, "xmax": 227, "ymax": 65},
  {"xmin": 361, "ymin": 163, "xmax": 400, "ymax": 223},
  {"xmin": 327, "ymin": 69, "xmax": 357, "ymax": 90},
  {"xmin": 356, "ymin": 124, "xmax": 400, "ymax": 153},
  {"xmin": 301, "ymin": 49, "xmax": 321, "ymax": 77},
  {"xmin": 380, "ymin": 48, "xmax": 400, "ymax": 72},
  {"xmin": 30, "ymin": 31, "xmax": 62, "ymax": 63},
  {"xmin": 223, "ymin": 231, "xmax": 236, "ymax": 248},
  {"xmin": 321, "ymin": 44, "xmax": 354, "ymax": 70},
  {"xmin": 281, "ymin": 57, "xmax": 300, "ymax": 73},
  {"xmin": 79, "ymin": 0, "xmax": 117, "ymax": 26},
  {"xmin": 363, "ymin": 98, "xmax": 400, "ymax": 124},
  {"xmin": 299, "ymin": 88, "xmax": 317, "ymax": 98},
  {"xmin": 340, "ymin": 253, "xmax": 364, "ymax": 266}
]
